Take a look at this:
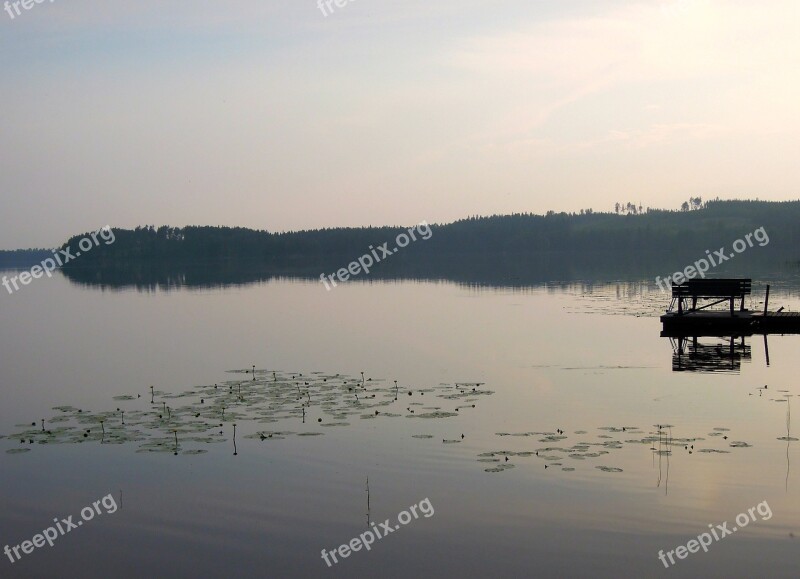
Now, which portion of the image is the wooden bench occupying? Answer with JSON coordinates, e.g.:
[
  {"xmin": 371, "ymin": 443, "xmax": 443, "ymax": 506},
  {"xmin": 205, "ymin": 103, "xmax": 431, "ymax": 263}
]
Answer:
[{"xmin": 671, "ymin": 279, "xmax": 751, "ymax": 315}]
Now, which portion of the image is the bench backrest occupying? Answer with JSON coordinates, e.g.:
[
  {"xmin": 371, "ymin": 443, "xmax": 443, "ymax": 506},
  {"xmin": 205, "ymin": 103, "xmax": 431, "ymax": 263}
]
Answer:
[{"xmin": 672, "ymin": 279, "xmax": 751, "ymax": 298}]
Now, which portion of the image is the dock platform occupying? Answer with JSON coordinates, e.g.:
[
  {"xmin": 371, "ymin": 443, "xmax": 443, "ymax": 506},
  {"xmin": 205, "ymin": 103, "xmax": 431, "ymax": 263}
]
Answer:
[
  {"xmin": 660, "ymin": 310, "xmax": 800, "ymax": 336},
  {"xmin": 660, "ymin": 278, "xmax": 800, "ymax": 336}
]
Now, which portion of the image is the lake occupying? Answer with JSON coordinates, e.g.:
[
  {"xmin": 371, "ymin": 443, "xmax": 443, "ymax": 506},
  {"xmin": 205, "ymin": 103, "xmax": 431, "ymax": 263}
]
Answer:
[{"xmin": 1, "ymin": 270, "xmax": 799, "ymax": 578}]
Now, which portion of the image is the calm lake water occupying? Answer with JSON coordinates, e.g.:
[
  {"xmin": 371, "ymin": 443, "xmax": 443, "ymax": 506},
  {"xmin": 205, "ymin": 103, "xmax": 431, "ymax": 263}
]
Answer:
[{"xmin": 1, "ymin": 271, "xmax": 799, "ymax": 578}]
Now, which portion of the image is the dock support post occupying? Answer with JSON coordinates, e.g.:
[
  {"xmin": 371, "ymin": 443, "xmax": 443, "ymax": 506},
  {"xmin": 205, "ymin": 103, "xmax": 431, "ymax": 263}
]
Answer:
[
  {"xmin": 763, "ymin": 284, "xmax": 770, "ymax": 317},
  {"xmin": 764, "ymin": 334, "xmax": 770, "ymax": 366}
]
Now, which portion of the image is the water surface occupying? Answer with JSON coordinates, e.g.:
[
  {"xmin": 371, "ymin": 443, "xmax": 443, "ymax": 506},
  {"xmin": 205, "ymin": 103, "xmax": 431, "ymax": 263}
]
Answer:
[{"xmin": 1, "ymin": 273, "xmax": 798, "ymax": 578}]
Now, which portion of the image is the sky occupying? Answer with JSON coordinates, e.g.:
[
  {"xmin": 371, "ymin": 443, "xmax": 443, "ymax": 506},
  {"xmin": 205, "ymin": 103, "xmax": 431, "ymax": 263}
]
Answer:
[{"xmin": 1, "ymin": 0, "xmax": 799, "ymax": 249}]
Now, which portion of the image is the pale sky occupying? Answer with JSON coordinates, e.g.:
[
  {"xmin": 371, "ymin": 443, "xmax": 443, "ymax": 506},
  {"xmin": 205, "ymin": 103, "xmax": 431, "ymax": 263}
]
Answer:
[{"xmin": 1, "ymin": 0, "xmax": 798, "ymax": 249}]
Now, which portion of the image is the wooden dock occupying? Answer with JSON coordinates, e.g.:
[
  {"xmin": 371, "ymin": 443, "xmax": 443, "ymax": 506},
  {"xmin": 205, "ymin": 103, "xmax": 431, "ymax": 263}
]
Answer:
[
  {"xmin": 660, "ymin": 279, "xmax": 800, "ymax": 336},
  {"xmin": 660, "ymin": 309, "xmax": 800, "ymax": 337}
]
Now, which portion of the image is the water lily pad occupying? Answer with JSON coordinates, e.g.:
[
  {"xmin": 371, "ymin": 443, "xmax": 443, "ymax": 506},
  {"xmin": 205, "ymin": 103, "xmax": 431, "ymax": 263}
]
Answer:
[
  {"xmin": 595, "ymin": 466, "xmax": 623, "ymax": 473},
  {"xmin": 484, "ymin": 464, "xmax": 515, "ymax": 473},
  {"xmin": 413, "ymin": 411, "xmax": 458, "ymax": 419},
  {"xmin": 539, "ymin": 435, "xmax": 568, "ymax": 442}
]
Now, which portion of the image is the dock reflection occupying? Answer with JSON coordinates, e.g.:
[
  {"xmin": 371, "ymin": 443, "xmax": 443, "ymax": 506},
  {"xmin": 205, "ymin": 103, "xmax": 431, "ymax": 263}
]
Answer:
[{"xmin": 669, "ymin": 335, "xmax": 751, "ymax": 373}]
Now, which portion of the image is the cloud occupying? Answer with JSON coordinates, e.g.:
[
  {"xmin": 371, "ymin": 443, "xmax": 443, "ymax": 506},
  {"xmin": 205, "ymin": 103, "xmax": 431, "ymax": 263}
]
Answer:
[{"xmin": 443, "ymin": 0, "xmax": 800, "ymax": 151}]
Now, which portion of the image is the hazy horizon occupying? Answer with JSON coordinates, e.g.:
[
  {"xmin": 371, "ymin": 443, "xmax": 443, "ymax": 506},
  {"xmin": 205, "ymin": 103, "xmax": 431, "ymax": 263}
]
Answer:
[{"xmin": 3, "ymin": 1, "xmax": 799, "ymax": 247}]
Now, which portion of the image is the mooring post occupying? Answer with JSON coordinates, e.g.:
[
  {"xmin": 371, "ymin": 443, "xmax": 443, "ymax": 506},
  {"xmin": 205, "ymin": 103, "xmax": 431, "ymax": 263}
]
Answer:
[{"xmin": 763, "ymin": 284, "xmax": 770, "ymax": 317}]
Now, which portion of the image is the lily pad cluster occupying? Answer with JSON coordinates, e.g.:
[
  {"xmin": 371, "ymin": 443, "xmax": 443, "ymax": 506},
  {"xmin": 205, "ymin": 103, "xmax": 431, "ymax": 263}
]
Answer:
[
  {"xmin": 3, "ymin": 371, "xmax": 493, "ymax": 456},
  {"xmin": 474, "ymin": 424, "xmax": 754, "ymax": 474}
]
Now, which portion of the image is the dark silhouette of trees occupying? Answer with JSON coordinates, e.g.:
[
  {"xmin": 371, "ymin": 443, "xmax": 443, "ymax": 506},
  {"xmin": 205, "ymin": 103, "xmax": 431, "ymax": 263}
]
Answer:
[
  {"xmin": 0, "ymin": 248, "xmax": 51, "ymax": 268},
  {"xmin": 49, "ymin": 199, "xmax": 800, "ymax": 273}
]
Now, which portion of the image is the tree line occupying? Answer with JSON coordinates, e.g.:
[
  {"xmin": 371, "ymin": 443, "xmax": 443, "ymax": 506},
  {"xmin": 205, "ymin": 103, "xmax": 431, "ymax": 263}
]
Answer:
[{"xmin": 46, "ymin": 199, "xmax": 800, "ymax": 269}]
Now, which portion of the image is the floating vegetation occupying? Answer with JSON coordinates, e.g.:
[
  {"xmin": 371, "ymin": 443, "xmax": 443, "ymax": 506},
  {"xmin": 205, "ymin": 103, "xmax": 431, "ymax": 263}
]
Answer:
[
  {"xmin": 479, "ymin": 424, "xmax": 752, "ymax": 475},
  {"xmin": 485, "ymin": 464, "xmax": 515, "ymax": 473},
  {"xmin": 2, "ymin": 370, "xmax": 494, "ymax": 458},
  {"xmin": 478, "ymin": 450, "xmax": 520, "ymax": 457},
  {"xmin": 414, "ymin": 411, "xmax": 459, "ymax": 419},
  {"xmin": 497, "ymin": 432, "xmax": 539, "ymax": 437},
  {"xmin": 539, "ymin": 435, "xmax": 568, "ymax": 443}
]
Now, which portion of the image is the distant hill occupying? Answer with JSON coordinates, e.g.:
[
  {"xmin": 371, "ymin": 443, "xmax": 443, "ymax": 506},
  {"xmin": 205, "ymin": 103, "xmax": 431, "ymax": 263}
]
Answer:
[
  {"xmin": 24, "ymin": 199, "xmax": 795, "ymax": 290},
  {"xmin": 56, "ymin": 199, "xmax": 800, "ymax": 267},
  {"xmin": 0, "ymin": 249, "xmax": 53, "ymax": 269}
]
